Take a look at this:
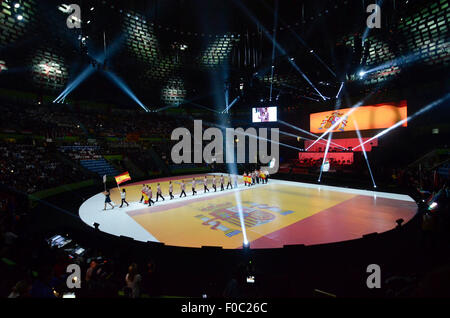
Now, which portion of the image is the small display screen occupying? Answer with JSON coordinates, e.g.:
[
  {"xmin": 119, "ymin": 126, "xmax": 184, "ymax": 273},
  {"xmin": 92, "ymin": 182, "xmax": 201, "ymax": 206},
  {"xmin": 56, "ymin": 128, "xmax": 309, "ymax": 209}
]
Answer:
[{"xmin": 252, "ymin": 107, "xmax": 277, "ymax": 122}]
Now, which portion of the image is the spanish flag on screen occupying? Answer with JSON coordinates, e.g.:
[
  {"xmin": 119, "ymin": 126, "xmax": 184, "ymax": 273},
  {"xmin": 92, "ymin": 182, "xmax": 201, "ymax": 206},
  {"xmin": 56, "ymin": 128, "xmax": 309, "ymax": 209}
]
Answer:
[{"xmin": 115, "ymin": 172, "xmax": 131, "ymax": 185}]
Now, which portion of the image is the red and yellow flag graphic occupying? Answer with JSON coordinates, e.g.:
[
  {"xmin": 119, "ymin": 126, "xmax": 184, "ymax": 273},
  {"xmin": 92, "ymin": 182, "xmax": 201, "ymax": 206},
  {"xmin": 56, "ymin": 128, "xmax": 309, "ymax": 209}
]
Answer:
[{"xmin": 115, "ymin": 172, "xmax": 131, "ymax": 185}]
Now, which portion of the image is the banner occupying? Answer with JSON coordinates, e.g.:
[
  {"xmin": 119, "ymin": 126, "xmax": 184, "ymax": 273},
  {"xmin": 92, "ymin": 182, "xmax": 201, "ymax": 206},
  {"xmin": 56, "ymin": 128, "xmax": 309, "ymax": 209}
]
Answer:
[
  {"xmin": 310, "ymin": 100, "xmax": 407, "ymax": 133},
  {"xmin": 115, "ymin": 172, "xmax": 131, "ymax": 185}
]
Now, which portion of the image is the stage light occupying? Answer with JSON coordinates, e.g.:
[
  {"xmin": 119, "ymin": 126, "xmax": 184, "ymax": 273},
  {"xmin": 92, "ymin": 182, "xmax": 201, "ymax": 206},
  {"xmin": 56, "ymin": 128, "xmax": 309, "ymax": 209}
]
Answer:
[
  {"xmin": 290, "ymin": 57, "xmax": 294, "ymax": 61},
  {"xmin": 90, "ymin": 7, "xmax": 94, "ymax": 11},
  {"xmin": 243, "ymin": 241, "xmax": 250, "ymax": 249},
  {"xmin": 429, "ymin": 202, "xmax": 438, "ymax": 210},
  {"xmin": 16, "ymin": 15, "xmax": 23, "ymax": 21},
  {"xmin": 14, "ymin": 3, "xmax": 20, "ymax": 8},
  {"xmin": 87, "ymin": 20, "xmax": 91, "ymax": 24},
  {"xmin": 359, "ymin": 70, "xmax": 366, "ymax": 78}
]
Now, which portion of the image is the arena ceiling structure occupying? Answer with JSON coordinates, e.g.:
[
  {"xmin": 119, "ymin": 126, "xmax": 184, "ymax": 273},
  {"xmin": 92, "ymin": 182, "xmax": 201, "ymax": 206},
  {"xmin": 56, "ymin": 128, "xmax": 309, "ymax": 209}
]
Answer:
[{"xmin": 0, "ymin": 0, "xmax": 448, "ymax": 112}]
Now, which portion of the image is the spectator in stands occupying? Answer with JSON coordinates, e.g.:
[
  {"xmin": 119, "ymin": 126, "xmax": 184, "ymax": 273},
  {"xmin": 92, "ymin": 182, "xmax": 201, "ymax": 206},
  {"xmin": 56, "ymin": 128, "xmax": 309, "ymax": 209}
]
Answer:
[
  {"xmin": 8, "ymin": 280, "xmax": 31, "ymax": 298},
  {"xmin": 86, "ymin": 260, "xmax": 98, "ymax": 283},
  {"xmin": 125, "ymin": 263, "xmax": 142, "ymax": 298}
]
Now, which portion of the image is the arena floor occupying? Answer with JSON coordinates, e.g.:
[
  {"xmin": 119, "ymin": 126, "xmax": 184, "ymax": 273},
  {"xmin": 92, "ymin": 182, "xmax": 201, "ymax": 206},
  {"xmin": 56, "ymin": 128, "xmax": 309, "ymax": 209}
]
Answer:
[{"xmin": 78, "ymin": 174, "xmax": 417, "ymax": 249}]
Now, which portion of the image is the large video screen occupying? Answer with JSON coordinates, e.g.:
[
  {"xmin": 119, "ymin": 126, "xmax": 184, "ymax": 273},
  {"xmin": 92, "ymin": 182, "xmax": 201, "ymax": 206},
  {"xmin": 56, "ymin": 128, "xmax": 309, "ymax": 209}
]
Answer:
[
  {"xmin": 252, "ymin": 107, "xmax": 277, "ymax": 123},
  {"xmin": 309, "ymin": 100, "xmax": 407, "ymax": 133}
]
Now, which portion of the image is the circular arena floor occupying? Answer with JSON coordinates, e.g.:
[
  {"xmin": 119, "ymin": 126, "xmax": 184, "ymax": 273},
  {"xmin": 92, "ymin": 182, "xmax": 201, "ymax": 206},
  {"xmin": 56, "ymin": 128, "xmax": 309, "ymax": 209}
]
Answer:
[{"xmin": 79, "ymin": 174, "xmax": 417, "ymax": 249}]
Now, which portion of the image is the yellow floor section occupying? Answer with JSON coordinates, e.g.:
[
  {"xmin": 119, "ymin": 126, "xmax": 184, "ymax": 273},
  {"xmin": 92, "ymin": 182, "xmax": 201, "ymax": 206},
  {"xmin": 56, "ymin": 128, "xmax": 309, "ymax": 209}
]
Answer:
[{"xmin": 110, "ymin": 180, "xmax": 356, "ymax": 249}]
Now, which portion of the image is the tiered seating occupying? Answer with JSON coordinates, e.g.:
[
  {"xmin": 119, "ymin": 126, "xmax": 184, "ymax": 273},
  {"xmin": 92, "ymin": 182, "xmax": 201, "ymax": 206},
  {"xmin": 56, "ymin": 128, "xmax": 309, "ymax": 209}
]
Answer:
[
  {"xmin": 60, "ymin": 145, "xmax": 119, "ymax": 176},
  {"xmin": 80, "ymin": 159, "xmax": 119, "ymax": 176}
]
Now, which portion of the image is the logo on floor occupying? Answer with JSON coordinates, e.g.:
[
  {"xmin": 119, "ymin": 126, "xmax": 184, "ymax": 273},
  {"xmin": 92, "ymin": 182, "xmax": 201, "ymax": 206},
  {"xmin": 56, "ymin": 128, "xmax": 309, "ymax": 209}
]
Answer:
[{"xmin": 195, "ymin": 201, "xmax": 295, "ymax": 237}]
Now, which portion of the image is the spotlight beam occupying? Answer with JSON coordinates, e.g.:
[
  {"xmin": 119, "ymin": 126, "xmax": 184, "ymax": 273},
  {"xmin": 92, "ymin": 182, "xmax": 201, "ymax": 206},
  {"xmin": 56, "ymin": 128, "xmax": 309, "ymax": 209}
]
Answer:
[
  {"xmin": 354, "ymin": 120, "xmax": 377, "ymax": 188},
  {"xmin": 305, "ymin": 96, "xmax": 372, "ymax": 151},
  {"xmin": 259, "ymin": 0, "xmax": 337, "ymax": 78},
  {"xmin": 279, "ymin": 120, "xmax": 347, "ymax": 150},
  {"xmin": 353, "ymin": 93, "xmax": 450, "ymax": 150},
  {"xmin": 363, "ymin": 51, "xmax": 423, "ymax": 76},
  {"xmin": 54, "ymin": 66, "xmax": 95, "ymax": 103},
  {"xmin": 269, "ymin": 0, "xmax": 279, "ymax": 102},
  {"xmin": 189, "ymin": 102, "xmax": 222, "ymax": 114},
  {"xmin": 336, "ymin": 82, "xmax": 344, "ymax": 98},
  {"xmin": 222, "ymin": 96, "xmax": 241, "ymax": 113},
  {"xmin": 318, "ymin": 132, "xmax": 333, "ymax": 182},
  {"xmin": 233, "ymin": 0, "xmax": 326, "ymax": 100},
  {"xmin": 279, "ymin": 130, "xmax": 345, "ymax": 150},
  {"xmin": 104, "ymin": 71, "xmax": 150, "ymax": 112},
  {"xmin": 202, "ymin": 120, "xmax": 304, "ymax": 153}
]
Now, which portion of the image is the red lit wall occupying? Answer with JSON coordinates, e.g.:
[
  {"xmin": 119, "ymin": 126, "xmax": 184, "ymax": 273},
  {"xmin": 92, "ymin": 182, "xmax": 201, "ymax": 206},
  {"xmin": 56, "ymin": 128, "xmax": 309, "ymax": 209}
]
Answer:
[{"xmin": 304, "ymin": 138, "xmax": 378, "ymax": 152}]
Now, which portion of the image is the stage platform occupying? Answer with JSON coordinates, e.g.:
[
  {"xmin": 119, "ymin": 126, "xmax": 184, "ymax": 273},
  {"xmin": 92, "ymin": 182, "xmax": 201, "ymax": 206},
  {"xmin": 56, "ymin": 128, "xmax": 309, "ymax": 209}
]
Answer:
[{"xmin": 79, "ymin": 174, "xmax": 417, "ymax": 249}]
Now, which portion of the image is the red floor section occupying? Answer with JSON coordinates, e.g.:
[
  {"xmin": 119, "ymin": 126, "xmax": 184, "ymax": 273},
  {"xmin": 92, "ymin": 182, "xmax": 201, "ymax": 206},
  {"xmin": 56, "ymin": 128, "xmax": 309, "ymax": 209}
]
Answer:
[{"xmin": 249, "ymin": 195, "xmax": 417, "ymax": 248}]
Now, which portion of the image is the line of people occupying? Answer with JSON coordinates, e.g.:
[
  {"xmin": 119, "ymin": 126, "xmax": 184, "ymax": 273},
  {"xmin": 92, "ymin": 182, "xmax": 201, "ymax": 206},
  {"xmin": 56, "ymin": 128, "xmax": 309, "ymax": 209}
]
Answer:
[
  {"xmin": 243, "ymin": 170, "xmax": 269, "ymax": 186},
  {"xmin": 103, "ymin": 171, "xmax": 269, "ymax": 210},
  {"xmin": 139, "ymin": 174, "xmax": 239, "ymax": 206}
]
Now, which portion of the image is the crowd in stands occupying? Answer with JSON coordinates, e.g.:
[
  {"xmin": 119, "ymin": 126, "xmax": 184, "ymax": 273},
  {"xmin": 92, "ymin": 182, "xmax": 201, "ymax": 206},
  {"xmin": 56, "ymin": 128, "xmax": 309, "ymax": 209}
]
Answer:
[
  {"xmin": 0, "ymin": 101, "xmax": 185, "ymax": 139},
  {"xmin": 0, "ymin": 142, "xmax": 87, "ymax": 194},
  {"xmin": 59, "ymin": 145, "xmax": 102, "ymax": 161}
]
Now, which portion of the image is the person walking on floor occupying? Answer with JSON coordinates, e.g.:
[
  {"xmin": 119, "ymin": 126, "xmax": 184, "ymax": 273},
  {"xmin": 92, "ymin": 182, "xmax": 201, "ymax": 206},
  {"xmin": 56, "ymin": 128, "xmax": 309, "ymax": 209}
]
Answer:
[
  {"xmin": 156, "ymin": 183, "xmax": 165, "ymax": 201},
  {"xmin": 180, "ymin": 180, "xmax": 187, "ymax": 197},
  {"xmin": 212, "ymin": 175, "xmax": 217, "ymax": 192},
  {"xmin": 120, "ymin": 188, "xmax": 129, "ymax": 208},
  {"xmin": 169, "ymin": 181, "xmax": 174, "ymax": 200},
  {"xmin": 103, "ymin": 189, "xmax": 114, "ymax": 210},
  {"xmin": 226, "ymin": 174, "xmax": 233, "ymax": 189},
  {"xmin": 139, "ymin": 184, "xmax": 146, "ymax": 203},
  {"xmin": 192, "ymin": 178, "xmax": 197, "ymax": 195},
  {"xmin": 147, "ymin": 186, "xmax": 155, "ymax": 206},
  {"xmin": 220, "ymin": 175, "xmax": 225, "ymax": 191},
  {"xmin": 203, "ymin": 176, "xmax": 210, "ymax": 193}
]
